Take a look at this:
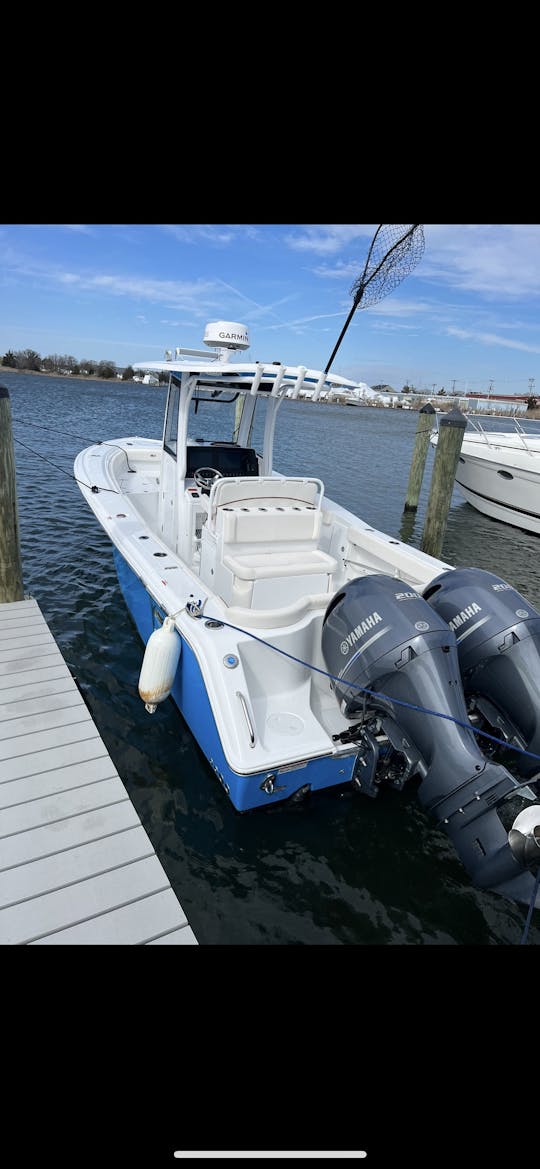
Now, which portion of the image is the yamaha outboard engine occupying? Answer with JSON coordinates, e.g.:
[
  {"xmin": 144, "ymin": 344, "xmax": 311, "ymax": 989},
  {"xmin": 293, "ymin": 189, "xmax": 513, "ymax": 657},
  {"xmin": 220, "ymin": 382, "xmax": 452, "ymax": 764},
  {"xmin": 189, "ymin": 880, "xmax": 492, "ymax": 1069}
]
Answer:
[
  {"xmin": 423, "ymin": 568, "xmax": 540, "ymax": 783},
  {"xmin": 322, "ymin": 573, "xmax": 540, "ymax": 909}
]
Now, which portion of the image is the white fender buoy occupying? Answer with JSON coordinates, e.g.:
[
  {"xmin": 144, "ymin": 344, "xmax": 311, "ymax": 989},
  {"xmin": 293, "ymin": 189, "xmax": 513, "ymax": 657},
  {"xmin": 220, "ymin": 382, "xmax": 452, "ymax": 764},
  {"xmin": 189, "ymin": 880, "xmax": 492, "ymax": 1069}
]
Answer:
[{"xmin": 138, "ymin": 616, "xmax": 182, "ymax": 713}]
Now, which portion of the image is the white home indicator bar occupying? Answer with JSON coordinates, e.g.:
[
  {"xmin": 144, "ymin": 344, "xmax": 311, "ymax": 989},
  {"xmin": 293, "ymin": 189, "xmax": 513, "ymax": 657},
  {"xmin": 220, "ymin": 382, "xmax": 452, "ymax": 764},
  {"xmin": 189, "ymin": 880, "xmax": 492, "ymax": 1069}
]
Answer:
[{"xmin": 174, "ymin": 1154, "xmax": 367, "ymax": 1160}]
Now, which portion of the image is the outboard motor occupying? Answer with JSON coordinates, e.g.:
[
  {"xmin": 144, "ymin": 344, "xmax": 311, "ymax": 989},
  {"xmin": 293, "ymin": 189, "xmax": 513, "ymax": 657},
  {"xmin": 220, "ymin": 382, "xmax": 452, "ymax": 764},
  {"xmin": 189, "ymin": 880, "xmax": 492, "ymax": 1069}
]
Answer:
[
  {"xmin": 423, "ymin": 568, "xmax": 540, "ymax": 783},
  {"xmin": 322, "ymin": 574, "xmax": 540, "ymax": 909}
]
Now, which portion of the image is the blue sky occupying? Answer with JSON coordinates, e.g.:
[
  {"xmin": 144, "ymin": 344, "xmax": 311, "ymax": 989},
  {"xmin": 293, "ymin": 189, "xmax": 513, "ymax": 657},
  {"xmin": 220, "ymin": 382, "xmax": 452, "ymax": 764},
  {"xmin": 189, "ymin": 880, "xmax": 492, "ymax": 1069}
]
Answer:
[{"xmin": 1, "ymin": 223, "xmax": 539, "ymax": 395}]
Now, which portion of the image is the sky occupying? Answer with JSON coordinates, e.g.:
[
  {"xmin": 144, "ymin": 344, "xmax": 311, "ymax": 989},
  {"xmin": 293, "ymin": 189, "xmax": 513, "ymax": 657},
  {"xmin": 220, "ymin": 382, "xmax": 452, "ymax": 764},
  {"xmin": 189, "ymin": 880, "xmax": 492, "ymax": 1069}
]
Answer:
[{"xmin": 1, "ymin": 222, "xmax": 540, "ymax": 396}]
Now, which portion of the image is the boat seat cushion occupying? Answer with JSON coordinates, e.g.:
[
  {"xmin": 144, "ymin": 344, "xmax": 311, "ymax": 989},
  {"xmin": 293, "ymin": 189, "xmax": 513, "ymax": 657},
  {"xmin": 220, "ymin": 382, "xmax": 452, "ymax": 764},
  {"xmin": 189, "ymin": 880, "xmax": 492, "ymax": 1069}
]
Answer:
[
  {"xmin": 222, "ymin": 547, "xmax": 337, "ymax": 581},
  {"xmin": 218, "ymin": 505, "xmax": 321, "ymax": 544}
]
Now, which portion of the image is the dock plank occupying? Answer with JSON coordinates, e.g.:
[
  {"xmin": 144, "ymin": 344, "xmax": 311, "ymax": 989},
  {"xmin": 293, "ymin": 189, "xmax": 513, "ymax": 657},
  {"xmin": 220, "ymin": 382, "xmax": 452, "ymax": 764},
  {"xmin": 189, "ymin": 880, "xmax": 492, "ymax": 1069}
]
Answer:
[
  {"xmin": 0, "ymin": 640, "xmax": 65, "ymax": 667},
  {"xmin": 0, "ymin": 754, "xmax": 118, "ymax": 810},
  {"xmin": 0, "ymin": 616, "xmax": 50, "ymax": 638},
  {"xmin": 147, "ymin": 924, "xmax": 198, "ymax": 944},
  {"xmin": 0, "ymin": 716, "xmax": 101, "ymax": 762},
  {"xmin": 0, "ymin": 676, "xmax": 82, "ymax": 712},
  {"xmin": 0, "ymin": 698, "xmax": 88, "ymax": 742},
  {"xmin": 1, "ymin": 735, "xmax": 111, "ymax": 784},
  {"xmin": 30, "ymin": 889, "xmax": 191, "ymax": 945},
  {"xmin": 0, "ymin": 655, "xmax": 70, "ymax": 682},
  {"xmin": 0, "ymin": 603, "xmax": 53, "ymax": 622},
  {"xmin": 0, "ymin": 825, "xmax": 155, "ymax": 910},
  {"xmin": 0, "ymin": 631, "xmax": 57, "ymax": 653},
  {"xmin": 0, "ymin": 800, "xmax": 140, "ymax": 869},
  {"xmin": 0, "ymin": 855, "xmax": 171, "ymax": 944},
  {"xmin": 0, "ymin": 775, "xmax": 130, "ymax": 836},
  {"xmin": 0, "ymin": 597, "xmax": 196, "ymax": 945}
]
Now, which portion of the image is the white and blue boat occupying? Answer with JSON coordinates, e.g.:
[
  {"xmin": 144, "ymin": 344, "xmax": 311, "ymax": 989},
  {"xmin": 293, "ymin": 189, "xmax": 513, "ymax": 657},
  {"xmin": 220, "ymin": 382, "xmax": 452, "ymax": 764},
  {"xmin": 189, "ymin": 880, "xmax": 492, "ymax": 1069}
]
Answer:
[{"xmin": 75, "ymin": 321, "xmax": 540, "ymax": 908}]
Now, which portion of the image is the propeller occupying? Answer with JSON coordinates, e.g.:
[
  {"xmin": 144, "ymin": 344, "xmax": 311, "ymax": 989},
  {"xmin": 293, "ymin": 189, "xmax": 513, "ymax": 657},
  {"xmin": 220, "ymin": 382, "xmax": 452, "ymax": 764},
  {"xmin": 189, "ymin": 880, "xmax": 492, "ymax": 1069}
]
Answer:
[{"xmin": 508, "ymin": 805, "xmax": 540, "ymax": 871}]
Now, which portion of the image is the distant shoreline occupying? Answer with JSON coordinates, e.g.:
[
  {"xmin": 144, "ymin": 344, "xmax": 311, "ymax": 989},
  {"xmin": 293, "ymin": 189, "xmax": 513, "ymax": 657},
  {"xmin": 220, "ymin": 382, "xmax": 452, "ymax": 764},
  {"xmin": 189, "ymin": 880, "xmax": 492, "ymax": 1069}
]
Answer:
[
  {"xmin": 0, "ymin": 366, "xmax": 138, "ymax": 384},
  {"xmin": 2, "ymin": 366, "xmax": 539, "ymax": 419}
]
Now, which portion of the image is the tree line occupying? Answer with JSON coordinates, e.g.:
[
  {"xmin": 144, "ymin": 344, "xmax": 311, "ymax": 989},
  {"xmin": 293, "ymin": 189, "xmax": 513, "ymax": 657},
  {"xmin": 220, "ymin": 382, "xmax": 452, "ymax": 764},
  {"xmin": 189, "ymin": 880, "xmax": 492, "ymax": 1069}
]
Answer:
[{"xmin": 2, "ymin": 349, "xmax": 136, "ymax": 380}]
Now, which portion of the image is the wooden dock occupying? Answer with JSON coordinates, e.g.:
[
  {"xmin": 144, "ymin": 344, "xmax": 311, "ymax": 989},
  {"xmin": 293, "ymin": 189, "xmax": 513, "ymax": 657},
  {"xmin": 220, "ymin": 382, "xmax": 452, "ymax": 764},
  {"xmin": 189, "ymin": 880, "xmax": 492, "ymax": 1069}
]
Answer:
[{"xmin": 0, "ymin": 597, "xmax": 197, "ymax": 944}]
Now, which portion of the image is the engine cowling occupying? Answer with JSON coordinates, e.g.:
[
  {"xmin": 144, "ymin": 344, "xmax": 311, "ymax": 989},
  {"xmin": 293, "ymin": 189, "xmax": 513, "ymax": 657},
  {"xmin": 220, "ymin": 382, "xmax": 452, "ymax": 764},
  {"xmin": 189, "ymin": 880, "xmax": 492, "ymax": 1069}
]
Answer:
[
  {"xmin": 322, "ymin": 573, "xmax": 540, "ymax": 909},
  {"xmin": 423, "ymin": 567, "xmax": 540, "ymax": 779},
  {"xmin": 323, "ymin": 573, "xmax": 460, "ymax": 719}
]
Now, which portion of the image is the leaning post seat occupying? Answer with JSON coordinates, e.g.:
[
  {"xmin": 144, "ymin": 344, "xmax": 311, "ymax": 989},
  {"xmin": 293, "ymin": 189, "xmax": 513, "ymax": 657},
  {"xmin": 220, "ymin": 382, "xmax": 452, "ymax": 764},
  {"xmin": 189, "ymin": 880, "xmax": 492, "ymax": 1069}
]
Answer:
[
  {"xmin": 207, "ymin": 475, "xmax": 325, "ymax": 523},
  {"xmin": 200, "ymin": 476, "xmax": 337, "ymax": 608}
]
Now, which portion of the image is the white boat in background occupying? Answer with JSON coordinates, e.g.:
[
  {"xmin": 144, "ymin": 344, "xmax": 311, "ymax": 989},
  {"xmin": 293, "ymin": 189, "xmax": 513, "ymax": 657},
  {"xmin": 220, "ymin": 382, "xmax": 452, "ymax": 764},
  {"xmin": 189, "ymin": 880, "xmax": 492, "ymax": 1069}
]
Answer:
[
  {"xmin": 433, "ymin": 417, "xmax": 540, "ymax": 535},
  {"xmin": 74, "ymin": 320, "xmax": 540, "ymax": 909}
]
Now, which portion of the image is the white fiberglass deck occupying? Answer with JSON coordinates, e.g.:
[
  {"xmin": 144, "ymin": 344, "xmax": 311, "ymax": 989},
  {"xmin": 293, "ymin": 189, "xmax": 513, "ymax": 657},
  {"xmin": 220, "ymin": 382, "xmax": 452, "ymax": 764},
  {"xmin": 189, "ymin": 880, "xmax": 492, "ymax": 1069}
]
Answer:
[{"xmin": 0, "ymin": 597, "xmax": 197, "ymax": 945}]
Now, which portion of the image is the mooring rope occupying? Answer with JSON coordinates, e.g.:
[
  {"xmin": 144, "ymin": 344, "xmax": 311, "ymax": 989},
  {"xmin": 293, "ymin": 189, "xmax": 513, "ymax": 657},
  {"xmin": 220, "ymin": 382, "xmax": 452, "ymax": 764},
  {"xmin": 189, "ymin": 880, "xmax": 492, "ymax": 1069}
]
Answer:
[
  {"xmin": 12, "ymin": 435, "xmax": 122, "ymax": 493},
  {"xmin": 184, "ymin": 604, "xmax": 540, "ymax": 769}
]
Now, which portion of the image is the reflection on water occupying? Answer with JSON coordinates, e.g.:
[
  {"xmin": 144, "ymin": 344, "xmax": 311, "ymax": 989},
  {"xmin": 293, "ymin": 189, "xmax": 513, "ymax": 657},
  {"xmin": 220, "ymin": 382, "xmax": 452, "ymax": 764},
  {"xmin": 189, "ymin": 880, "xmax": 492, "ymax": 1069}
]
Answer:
[
  {"xmin": 398, "ymin": 509, "xmax": 417, "ymax": 547},
  {"xmin": 443, "ymin": 501, "xmax": 540, "ymax": 605},
  {"xmin": 2, "ymin": 373, "xmax": 539, "ymax": 945}
]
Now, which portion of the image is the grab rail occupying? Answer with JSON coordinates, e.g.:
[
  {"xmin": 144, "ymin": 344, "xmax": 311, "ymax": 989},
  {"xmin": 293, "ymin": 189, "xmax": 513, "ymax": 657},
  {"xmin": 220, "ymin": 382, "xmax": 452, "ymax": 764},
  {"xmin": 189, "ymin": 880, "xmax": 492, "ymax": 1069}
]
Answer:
[
  {"xmin": 464, "ymin": 416, "xmax": 540, "ymax": 453},
  {"xmin": 236, "ymin": 691, "xmax": 256, "ymax": 747}
]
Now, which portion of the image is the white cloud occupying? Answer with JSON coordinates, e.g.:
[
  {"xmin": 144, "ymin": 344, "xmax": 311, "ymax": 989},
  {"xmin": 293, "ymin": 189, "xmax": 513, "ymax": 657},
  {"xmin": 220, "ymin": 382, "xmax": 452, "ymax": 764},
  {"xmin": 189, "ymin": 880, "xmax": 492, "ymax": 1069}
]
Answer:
[
  {"xmin": 0, "ymin": 248, "xmax": 222, "ymax": 314},
  {"xmin": 311, "ymin": 260, "xmax": 362, "ymax": 279},
  {"xmin": 59, "ymin": 224, "xmax": 96, "ymax": 235},
  {"xmin": 423, "ymin": 224, "xmax": 540, "ymax": 298},
  {"xmin": 284, "ymin": 224, "xmax": 376, "ymax": 256},
  {"xmin": 368, "ymin": 298, "xmax": 433, "ymax": 318},
  {"xmin": 292, "ymin": 224, "xmax": 540, "ymax": 304},
  {"xmin": 446, "ymin": 325, "xmax": 540, "ymax": 354},
  {"xmin": 27, "ymin": 224, "xmax": 97, "ymax": 235},
  {"xmin": 162, "ymin": 224, "xmax": 264, "ymax": 247},
  {"xmin": 263, "ymin": 310, "xmax": 346, "ymax": 332},
  {"xmin": 370, "ymin": 321, "xmax": 419, "ymax": 332},
  {"xmin": 160, "ymin": 319, "xmax": 196, "ymax": 327},
  {"xmin": 163, "ymin": 224, "xmax": 234, "ymax": 246}
]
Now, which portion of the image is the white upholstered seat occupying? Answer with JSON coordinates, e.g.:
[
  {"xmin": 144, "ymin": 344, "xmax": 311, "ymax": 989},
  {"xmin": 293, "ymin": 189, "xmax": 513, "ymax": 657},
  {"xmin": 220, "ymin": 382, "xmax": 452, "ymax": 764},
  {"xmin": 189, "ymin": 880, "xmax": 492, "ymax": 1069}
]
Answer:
[{"xmin": 200, "ymin": 477, "xmax": 337, "ymax": 608}]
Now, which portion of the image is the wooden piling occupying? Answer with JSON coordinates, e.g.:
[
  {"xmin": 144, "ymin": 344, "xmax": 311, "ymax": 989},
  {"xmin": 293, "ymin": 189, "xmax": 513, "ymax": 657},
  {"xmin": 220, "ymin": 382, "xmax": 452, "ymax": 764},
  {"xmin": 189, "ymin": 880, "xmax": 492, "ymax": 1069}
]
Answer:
[
  {"xmin": 403, "ymin": 402, "xmax": 436, "ymax": 512},
  {"xmin": 421, "ymin": 407, "xmax": 467, "ymax": 559},
  {"xmin": 0, "ymin": 385, "xmax": 24, "ymax": 602}
]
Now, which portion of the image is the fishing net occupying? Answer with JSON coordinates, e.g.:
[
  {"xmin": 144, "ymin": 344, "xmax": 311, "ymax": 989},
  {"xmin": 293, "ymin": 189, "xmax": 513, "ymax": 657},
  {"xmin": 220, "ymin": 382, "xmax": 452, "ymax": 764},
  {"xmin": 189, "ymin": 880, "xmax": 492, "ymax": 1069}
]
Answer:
[
  {"xmin": 325, "ymin": 224, "xmax": 425, "ymax": 371},
  {"xmin": 350, "ymin": 224, "xmax": 425, "ymax": 309}
]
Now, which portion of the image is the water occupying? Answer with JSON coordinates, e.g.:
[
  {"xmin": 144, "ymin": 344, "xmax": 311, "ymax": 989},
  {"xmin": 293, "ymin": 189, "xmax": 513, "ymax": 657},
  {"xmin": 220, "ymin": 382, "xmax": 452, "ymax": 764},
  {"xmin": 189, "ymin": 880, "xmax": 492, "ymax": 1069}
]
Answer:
[{"xmin": 3, "ymin": 371, "xmax": 540, "ymax": 945}]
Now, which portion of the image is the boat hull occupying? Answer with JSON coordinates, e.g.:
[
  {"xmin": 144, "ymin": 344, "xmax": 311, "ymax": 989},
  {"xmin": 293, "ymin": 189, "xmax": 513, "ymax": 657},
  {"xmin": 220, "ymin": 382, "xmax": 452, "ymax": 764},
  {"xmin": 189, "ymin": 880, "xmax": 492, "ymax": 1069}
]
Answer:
[
  {"xmin": 113, "ymin": 549, "xmax": 357, "ymax": 811},
  {"xmin": 455, "ymin": 446, "xmax": 540, "ymax": 535}
]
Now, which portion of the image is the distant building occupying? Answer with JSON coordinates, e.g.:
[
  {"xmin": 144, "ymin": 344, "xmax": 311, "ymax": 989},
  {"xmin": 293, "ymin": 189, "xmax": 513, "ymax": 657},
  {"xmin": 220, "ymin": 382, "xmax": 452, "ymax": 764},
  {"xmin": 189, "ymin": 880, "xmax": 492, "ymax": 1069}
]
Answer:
[{"xmin": 466, "ymin": 392, "xmax": 530, "ymax": 403}]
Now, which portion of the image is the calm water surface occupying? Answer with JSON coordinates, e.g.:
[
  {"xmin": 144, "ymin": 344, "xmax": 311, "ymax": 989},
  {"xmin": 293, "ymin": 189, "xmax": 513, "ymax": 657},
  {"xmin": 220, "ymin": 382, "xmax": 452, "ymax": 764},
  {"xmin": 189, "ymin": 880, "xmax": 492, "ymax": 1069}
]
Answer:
[{"xmin": 4, "ymin": 372, "xmax": 540, "ymax": 945}]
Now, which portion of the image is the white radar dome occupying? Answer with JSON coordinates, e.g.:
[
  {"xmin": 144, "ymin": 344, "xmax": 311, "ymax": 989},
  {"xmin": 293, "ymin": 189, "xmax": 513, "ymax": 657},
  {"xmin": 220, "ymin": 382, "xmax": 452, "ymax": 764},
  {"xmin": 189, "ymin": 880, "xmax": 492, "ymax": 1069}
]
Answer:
[{"xmin": 203, "ymin": 321, "xmax": 250, "ymax": 350}]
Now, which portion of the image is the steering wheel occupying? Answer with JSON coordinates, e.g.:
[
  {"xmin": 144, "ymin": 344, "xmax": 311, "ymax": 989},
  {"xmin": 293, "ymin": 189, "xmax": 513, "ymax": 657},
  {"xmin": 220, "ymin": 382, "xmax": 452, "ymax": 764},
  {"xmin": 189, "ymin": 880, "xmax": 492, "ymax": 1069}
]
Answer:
[{"xmin": 194, "ymin": 467, "xmax": 223, "ymax": 494}]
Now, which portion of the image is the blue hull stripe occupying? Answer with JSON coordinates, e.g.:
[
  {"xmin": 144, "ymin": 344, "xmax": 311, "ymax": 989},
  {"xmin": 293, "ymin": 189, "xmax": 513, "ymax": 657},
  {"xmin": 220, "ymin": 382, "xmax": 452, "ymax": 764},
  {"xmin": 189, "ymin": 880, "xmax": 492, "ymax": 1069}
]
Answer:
[{"xmin": 113, "ymin": 549, "xmax": 356, "ymax": 810}]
